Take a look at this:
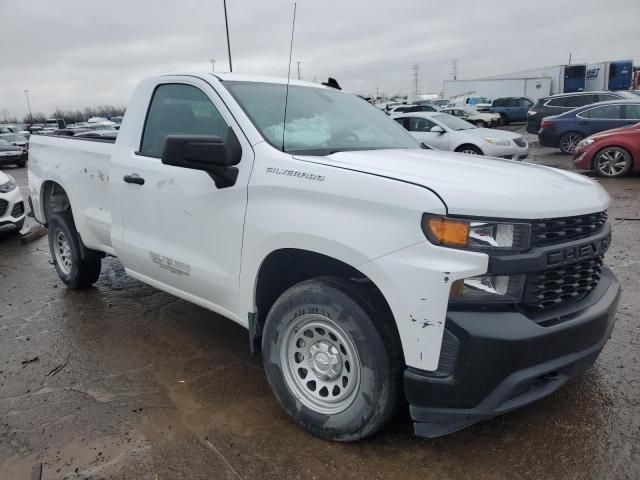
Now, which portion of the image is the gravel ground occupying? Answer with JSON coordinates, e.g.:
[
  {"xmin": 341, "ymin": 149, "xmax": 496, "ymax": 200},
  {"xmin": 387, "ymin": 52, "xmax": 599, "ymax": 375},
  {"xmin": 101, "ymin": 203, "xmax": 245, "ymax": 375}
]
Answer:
[{"xmin": 1, "ymin": 135, "xmax": 639, "ymax": 479}]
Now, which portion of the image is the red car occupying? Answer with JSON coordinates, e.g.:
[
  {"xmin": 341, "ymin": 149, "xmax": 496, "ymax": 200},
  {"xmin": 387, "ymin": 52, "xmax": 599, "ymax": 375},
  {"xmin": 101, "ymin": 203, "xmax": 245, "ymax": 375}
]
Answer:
[{"xmin": 573, "ymin": 123, "xmax": 640, "ymax": 177}]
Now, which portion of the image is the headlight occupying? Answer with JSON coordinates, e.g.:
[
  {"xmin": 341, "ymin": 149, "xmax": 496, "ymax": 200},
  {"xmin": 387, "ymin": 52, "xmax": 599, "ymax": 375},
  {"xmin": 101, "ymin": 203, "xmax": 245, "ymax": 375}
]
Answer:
[
  {"xmin": 0, "ymin": 175, "xmax": 17, "ymax": 193},
  {"xmin": 422, "ymin": 215, "xmax": 531, "ymax": 251},
  {"xmin": 449, "ymin": 274, "xmax": 525, "ymax": 304},
  {"xmin": 484, "ymin": 137, "xmax": 511, "ymax": 146},
  {"xmin": 577, "ymin": 138, "xmax": 596, "ymax": 148}
]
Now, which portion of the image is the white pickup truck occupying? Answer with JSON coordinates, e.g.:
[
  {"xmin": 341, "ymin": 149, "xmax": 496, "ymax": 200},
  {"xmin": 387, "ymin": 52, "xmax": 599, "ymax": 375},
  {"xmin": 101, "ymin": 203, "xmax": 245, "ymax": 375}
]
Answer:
[{"xmin": 28, "ymin": 73, "xmax": 620, "ymax": 441}]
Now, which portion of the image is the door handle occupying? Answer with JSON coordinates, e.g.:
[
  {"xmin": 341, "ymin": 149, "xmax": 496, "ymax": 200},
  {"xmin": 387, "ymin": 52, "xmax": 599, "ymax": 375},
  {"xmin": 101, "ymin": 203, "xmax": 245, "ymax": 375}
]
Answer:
[{"xmin": 123, "ymin": 173, "xmax": 145, "ymax": 185}]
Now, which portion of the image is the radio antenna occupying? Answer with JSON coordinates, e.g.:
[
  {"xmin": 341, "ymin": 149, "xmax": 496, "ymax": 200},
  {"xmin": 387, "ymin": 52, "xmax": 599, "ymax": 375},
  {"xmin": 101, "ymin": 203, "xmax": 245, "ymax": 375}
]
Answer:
[{"xmin": 281, "ymin": 2, "xmax": 297, "ymax": 152}]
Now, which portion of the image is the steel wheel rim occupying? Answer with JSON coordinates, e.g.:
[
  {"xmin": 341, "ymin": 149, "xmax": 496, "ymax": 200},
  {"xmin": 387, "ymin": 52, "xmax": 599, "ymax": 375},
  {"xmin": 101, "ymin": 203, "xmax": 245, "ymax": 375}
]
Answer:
[
  {"xmin": 597, "ymin": 149, "xmax": 629, "ymax": 177},
  {"xmin": 561, "ymin": 134, "xmax": 581, "ymax": 153},
  {"xmin": 280, "ymin": 314, "xmax": 361, "ymax": 414},
  {"xmin": 54, "ymin": 228, "xmax": 72, "ymax": 275}
]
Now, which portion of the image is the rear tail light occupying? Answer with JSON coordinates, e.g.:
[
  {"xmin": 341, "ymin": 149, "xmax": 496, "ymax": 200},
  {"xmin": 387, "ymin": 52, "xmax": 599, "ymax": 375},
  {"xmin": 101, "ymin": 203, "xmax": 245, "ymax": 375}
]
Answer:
[{"xmin": 540, "ymin": 120, "xmax": 552, "ymax": 129}]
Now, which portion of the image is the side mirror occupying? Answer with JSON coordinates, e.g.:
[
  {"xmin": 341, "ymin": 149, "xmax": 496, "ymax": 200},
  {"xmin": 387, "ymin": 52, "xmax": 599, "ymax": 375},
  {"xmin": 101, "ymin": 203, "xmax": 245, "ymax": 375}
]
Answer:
[
  {"xmin": 161, "ymin": 127, "xmax": 242, "ymax": 188},
  {"xmin": 430, "ymin": 126, "xmax": 445, "ymax": 134}
]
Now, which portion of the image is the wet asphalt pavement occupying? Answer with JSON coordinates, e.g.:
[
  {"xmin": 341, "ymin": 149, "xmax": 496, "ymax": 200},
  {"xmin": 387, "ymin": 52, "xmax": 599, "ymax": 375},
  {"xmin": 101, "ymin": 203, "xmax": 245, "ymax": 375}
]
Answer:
[{"xmin": 1, "ymin": 139, "xmax": 639, "ymax": 479}]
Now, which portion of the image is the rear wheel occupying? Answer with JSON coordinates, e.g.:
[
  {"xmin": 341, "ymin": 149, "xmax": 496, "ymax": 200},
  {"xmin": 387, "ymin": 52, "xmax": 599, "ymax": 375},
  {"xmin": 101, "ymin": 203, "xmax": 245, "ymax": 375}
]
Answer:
[
  {"xmin": 455, "ymin": 144, "xmax": 483, "ymax": 155},
  {"xmin": 559, "ymin": 132, "xmax": 583, "ymax": 154},
  {"xmin": 593, "ymin": 147, "xmax": 633, "ymax": 178},
  {"xmin": 262, "ymin": 277, "xmax": 402, "ymax": 441},
  {"xmin": 16, "ymin": 159, "xmax": 26, "ymax": 168},
  {"xmin": 475, "ymin": 120, "xmax": 487, "ymax": 128},
  {"xmin": 48, "ymin": 211, "xmax": 102, "ymax": 288}
]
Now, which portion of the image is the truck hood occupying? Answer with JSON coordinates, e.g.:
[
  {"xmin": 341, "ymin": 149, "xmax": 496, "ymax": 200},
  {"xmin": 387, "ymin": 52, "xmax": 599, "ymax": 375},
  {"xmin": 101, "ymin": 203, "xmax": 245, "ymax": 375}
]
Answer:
[{"xmin": 296, "ymin": 149, "xmax": 609, "ymax": 219}]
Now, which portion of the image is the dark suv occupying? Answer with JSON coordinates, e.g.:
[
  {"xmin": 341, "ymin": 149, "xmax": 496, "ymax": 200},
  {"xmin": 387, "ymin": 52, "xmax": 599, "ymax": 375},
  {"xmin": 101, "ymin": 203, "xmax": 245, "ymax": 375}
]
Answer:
[
  {"xmin": 490, "ymin": 97, "xmax": 533, "ymax": 124},
  {"xmin": 526, "ymin": 90, "xmax": 637, "ymax": 134}
]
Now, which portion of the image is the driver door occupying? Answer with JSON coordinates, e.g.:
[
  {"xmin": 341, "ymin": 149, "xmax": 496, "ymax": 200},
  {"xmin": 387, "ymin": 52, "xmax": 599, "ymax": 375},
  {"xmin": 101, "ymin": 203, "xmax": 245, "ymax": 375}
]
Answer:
[
  {"xmin": 110, "ymin": 79, "xmax": 254, "ymax": 316},
  {"xmin": 403, "ymin": 116, "xmax": 449, "ymax": 150}
]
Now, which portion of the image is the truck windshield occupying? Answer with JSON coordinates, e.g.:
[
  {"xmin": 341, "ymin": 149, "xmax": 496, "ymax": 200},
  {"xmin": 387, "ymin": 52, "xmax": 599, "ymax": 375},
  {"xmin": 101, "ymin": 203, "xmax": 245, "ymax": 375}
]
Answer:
[{"xmin": 224, "ymin": 81, "xmax": 420, "ymax": 155}]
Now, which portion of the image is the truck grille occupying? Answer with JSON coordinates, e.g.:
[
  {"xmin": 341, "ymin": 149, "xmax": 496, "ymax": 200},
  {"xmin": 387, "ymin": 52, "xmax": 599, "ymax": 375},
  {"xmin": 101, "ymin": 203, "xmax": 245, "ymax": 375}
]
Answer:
[
  {"xmin": 11, "ymin": 201, "xmax": 24, "ymax": 218},
  {"xmin": 522, "ymin": 255, "xmax": 604, "ymax": 310},
  {"xmin": 0, "ymin": 199, "xmax": 8, "ymax": 216},
  {"xmin": 531, "ymin": 212, "xmax": 608, "ymax": 247},
  {"xmin": 513, "ymin": 137, "xmax": 527, "ymax": 148}
]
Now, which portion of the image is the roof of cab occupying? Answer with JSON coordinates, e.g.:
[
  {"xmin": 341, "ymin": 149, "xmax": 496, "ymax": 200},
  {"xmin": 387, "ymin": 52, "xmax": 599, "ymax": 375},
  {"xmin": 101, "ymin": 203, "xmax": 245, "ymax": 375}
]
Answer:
[{"xmin": 209, "ymin": 72, "xmax": 329, "ymax": 89}]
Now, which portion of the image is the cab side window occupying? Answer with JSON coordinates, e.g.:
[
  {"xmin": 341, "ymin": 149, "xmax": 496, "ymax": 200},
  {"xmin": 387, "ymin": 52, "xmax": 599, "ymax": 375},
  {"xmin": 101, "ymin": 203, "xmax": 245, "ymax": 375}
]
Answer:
[{"xmin": 140, "ymin": 84, "xmax": 228, "ymax": 158}]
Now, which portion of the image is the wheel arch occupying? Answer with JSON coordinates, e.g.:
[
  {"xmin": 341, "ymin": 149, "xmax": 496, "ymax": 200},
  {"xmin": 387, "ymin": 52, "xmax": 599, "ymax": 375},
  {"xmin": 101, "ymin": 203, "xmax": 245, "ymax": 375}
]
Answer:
[
  {"xmin": 454, "ymin": 143, "xmax": 483, "ymax": 155},
  {"xmin": 250, "ymin": 248, "xmax": 402, "ymax": 359},
  {"xmin": 40, "ymin": 180, "xmax": 72, "ymax": 224}
]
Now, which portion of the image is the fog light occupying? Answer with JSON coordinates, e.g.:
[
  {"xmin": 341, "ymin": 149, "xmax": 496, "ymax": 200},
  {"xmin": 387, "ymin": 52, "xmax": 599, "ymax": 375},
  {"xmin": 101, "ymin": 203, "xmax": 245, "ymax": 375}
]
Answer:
[{"xmin": 449, "ymin": 274, "xmax": 525, "ymax": 304}]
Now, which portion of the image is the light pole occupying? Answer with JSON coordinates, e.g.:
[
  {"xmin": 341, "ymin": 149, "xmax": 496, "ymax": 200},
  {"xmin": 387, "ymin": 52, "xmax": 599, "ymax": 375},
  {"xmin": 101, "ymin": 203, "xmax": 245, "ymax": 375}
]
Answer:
[
  {"xmin": 223, "ymin": 0, "xmax": 232, "ymax": 72},
  {"xmin": 210, "ymin": 58, "xmax": 216, "ymax": 72},
  {"xmin": 24, "ymin": 90, "xmax": 33, "ymax": 125}
]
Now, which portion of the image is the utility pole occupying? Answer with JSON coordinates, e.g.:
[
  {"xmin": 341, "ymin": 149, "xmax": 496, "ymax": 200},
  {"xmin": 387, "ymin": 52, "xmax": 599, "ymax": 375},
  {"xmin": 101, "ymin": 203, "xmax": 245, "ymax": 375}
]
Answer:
[
  {"xmin": 24, "ymin": 90, "xmax": 33, "ymax": 124},
  {"xmin": 412, "ymin": 63, "xmax": 419, "ymax": 96},
  {"xmin": 223, "ymin": 0, "xmax": 233, "ymax": 72},
  {"xmin": 452, "ymin": 59, "xmax": 458, "ymax": 80},
  {"xmin": 376, "ymin": 86, "xmax": 379, "ymax": 99},
  {"xmin": 568, "ymin": 52, "xmax": 572, "ymax": 65},
  {"xmin": 210, "ymin": 58, "xmax": 216, "ymax": 72},
  {"xmin": 296, "ymin": 61, "xmax": 301, "ymax": 80}
]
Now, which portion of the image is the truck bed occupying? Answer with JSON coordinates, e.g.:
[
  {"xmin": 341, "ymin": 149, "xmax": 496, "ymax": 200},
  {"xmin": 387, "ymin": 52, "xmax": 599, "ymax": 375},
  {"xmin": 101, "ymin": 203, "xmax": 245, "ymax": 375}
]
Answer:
[{"xmin": 29, "ymin": 134, "xmax": 115, "ymax": 254}]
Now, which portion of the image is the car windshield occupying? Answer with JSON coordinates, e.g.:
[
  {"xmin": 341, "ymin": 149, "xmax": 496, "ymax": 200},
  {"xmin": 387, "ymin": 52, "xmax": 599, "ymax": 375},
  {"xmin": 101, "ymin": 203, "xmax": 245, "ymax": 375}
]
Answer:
[
  {"xmin": 433, "ymin": 113, "xmax": 476, "ymax": 130},
  {"xmin": 224, "ymin": 81, "xmax": 420, "ymax": 155}
]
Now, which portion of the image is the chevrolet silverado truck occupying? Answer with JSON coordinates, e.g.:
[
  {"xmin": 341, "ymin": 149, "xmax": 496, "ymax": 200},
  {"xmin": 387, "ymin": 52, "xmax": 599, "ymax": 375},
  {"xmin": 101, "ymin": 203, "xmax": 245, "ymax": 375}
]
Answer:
[{"xmin": 28, "ymin": 73, "xmax": 620, "ymax": 441}]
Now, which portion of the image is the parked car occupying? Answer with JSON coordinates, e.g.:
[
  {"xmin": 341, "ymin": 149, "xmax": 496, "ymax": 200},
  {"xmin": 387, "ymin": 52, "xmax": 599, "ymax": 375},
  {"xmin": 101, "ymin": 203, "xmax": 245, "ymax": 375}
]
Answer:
[
  {"xmin": 28, "ymin": 72, "xmax": 617, "ymax": 442},
  {"xmin": 538, "ymin": 100, "xmax": 640, "ymax": 153},
  {"xmin": 449, "ymin": 96, "xmax": 492, "ymax": 111},
  {"xmin": 0, "ymin": 139, "xmax": 26, "ymax": 167},
  {"xmin": 0, "ymin": 133, "xmax": 29, "ymax": 149},
  {"xmin": 395, "ymin": 112, "xmax": 528, "ymax": 159},
  {"xmin": 438, "ymin": 107, "xmax": 501, "ymax": 128},
  {"xmin": 489, "ymin": 97, "xmax": 534, "ymax": 124},
  {"xmin": 573, "ymin": 122, "xmax": 640, "ymax": 177},
  {"xmin": 74, "ymin": 129, "xmax": 118, "ymax": 140},
  {"xmin": 0, "ymin": 171, "xmax": 26, "ymax": 232},
  {"xmin": 526, "ymin": 90, "xmax": 637, "ymax": 134},
  {"xmin": 388, "ymin": 104, "xmax": 437, "ymax": 116}
]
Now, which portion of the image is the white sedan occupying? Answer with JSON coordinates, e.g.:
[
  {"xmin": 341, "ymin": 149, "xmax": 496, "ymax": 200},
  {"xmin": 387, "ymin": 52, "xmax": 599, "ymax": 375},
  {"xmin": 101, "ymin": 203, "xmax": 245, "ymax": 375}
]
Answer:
[
  {"xmin": 0, "ymin": 170, "xmax": 26, "ymax": 232},
  {"xmin": 394, "ymin": 112, "xmax": 528, "ymax": 160}
]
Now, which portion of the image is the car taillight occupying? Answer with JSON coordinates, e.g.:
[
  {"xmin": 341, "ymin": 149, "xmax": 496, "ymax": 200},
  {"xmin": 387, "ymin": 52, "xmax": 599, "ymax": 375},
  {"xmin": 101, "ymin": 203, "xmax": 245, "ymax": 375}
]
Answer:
[{"xmin": 540, "ymin": 120, "xmax": 552, "ymax": 129}]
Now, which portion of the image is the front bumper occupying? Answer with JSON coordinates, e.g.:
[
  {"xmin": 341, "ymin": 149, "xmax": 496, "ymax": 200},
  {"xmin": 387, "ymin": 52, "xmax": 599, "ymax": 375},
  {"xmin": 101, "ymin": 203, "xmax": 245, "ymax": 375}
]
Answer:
[
  {"xmin": 484, "ymin": 143, "xmax": 529, "ymax": 161},
  {"xmin": 573, "ymin": 146, "xmax": 594, "ymax": 170},
  {"xmin": 0, "ymin": 186, "xmax": 26, "ymax": 228},
  {"xmin": 0, "ymin": 152, "xmax": 23, "ymax": 165},
  {"xmin": 405, "ymin": 267, "xmax": 620, "ymax": 438}
]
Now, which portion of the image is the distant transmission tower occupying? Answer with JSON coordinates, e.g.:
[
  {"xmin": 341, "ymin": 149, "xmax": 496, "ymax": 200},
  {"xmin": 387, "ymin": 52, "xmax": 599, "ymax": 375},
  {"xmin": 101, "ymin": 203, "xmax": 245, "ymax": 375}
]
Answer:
[
  {"xmin": 412, "ymin": 63, "xmax": 420, "ymax": 95},
  {"xmin": 452, "ymin": 59, "xmax": 458, "ymax": 80}
]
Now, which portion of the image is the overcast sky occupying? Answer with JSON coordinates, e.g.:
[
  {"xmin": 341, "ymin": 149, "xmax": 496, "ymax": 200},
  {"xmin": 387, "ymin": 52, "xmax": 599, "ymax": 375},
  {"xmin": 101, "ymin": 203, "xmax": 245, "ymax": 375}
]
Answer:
[{"xmin": 1, "ymin": 0, "xmax": 638, "ymax": 120}]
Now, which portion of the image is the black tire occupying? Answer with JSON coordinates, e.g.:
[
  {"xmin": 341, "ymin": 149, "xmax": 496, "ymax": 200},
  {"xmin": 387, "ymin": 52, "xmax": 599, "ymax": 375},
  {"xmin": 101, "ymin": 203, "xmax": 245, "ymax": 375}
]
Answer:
[
  {"xmin": 14, "ymin": 218, "xmax": 25, "ymax": 232},
  {"xmin": 262, "ymin": 277, "xmax": 403, "ymax": 442},
  {"xmin": 16, "ymin": 159, "xmax": 26, "ymax": 168},
  {"xmin": 559, "ymin": 132, "xmax": 583, "ymax": 154},
  {"xmin": 593, "ymin": 146, "xmax": 633, "ymax": 178},
  {"xmin": 48, "ymin": 211, "xmax": 102, "ymax": 288},
  {"xmin": 475, "ymin": 120, "xmax": 487, "ymax": 128},
  {"xmin": 455, "ymin": 144, "xmax": 483, "ymax": 155},
  {"xmin": 499, "ymin": 113, "xmax": 509, "ymax": 125}
]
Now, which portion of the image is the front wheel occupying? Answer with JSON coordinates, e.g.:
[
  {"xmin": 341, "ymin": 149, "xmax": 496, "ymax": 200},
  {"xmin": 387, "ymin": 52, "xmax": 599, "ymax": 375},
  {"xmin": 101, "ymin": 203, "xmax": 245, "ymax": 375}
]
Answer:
[
  {"xmin": 594, "ymin": 147, "xmax": 633, "ymax": 178},
  {"xmin": 262, "ymin": 277, "xmax": 402, "ymax": 442},
  {"xmin": 48, "ymin": 211, "xmax": 102, "ymax": 288},
  {"xmin": 559, "ymin": 132, "xmax": 583, "ymax": 154},
  {"xmin": 475, "ymin": 120, "xmax": 487, "ymax": 128},
  {"xmin": 456, "ymin": 144, "xmax": 483, "ymax": 155}
]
